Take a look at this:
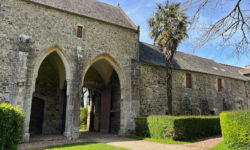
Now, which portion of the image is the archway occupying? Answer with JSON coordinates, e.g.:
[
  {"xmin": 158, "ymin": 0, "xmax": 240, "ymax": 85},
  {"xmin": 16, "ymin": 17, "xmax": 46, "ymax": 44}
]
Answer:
[
  {"xmin": 82, "ymin": 59, "xmax": 121, "ymax": 134},
  {"xmin": 29, "ymin": 52, "xmax": 67, "ymax": 136}
]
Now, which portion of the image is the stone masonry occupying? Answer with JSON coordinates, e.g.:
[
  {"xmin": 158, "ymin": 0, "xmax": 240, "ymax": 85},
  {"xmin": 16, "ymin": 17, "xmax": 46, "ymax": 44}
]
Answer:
[
  {"xmin": 0, "ymin": 0, "xmax": 249, "ymax": 143},
  {"xmin": 139, "ymin": 42, "xmax": 249, "ymax": 116},
  {"xmin": 0, "ymin": 0, "xmax": 140, "ymax": 141},
  {"xmin": 139, "ymin": 64, "xmax": 249, "ymax": 116}
]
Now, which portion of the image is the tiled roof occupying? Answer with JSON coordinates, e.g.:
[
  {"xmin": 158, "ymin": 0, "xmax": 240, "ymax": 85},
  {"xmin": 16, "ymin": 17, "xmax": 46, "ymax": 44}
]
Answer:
[
  {"xmin": 139, "ymin": 42, "xmax": 249, "ymax": 81},
  {"xmin": 28, "ymin": 0, "xmax": 137, "ymax": 30}
]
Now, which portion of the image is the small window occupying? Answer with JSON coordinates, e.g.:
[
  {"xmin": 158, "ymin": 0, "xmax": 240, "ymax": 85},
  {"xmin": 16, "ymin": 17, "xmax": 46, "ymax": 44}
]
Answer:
[
  {"xmin": 186, "ymin": 73, "xmax": 192, "ymax": 88},
  {"xmin": 217, "ymin": 78, "xmax": 223, "ymax": 91},
  {"xmin": 77, "ymin": 26, "xmax": 83, "ymax": 38}
]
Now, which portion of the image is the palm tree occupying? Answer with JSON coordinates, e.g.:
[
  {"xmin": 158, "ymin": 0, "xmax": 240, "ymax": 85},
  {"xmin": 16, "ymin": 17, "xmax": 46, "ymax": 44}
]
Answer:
[{"xmin": 148, "ymin": 2, "xmax": 188, "ymax": 115}]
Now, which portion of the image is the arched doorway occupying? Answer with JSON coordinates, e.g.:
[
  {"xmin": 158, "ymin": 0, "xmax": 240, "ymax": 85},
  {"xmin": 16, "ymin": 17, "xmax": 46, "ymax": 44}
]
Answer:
[
  {"xmin": 83, "ymin": 59, "xmax": 121, "ymax": 134},
  {"xmin": 29, "ymin": 52, "xmax": 67, "ymax": 136}
]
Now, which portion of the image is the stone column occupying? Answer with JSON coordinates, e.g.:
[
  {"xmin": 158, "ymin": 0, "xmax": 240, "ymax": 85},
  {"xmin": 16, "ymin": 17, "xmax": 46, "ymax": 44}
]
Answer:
[
  {"xmin": 63, "ymin": 84, "xmax": 80, "ymax": 139},
  {"xmin": 71, "ymin": 79, "xmax": 81, "ymax": 139},
  {"xmin": 22, "ymin": 66, "xmax": 37, "ymax": 142},
  {"xmin": 119, "ymin": 59, "xmax": 140, "ymax": 135},
  {"xmin": 64, "ymin": 79, "xmax": 74, "ymax": 139},
  {"xmin": 13, "ymin": 51, "xmax": 29, "ymax": 107},
  {"xmin": 15, "ymin": 34, "xmax": 33, "ymax": 142}
]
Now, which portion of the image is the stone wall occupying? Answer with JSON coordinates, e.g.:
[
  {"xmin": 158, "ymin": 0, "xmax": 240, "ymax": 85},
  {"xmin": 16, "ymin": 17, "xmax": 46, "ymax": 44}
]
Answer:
[
  {"xmin": 172, "ymin": 69, "xmax": 248, "ymax": 115},
  {"xmin": 1, "ymin": 0, "xmax": 139, "ymax": 140},
  {"xmin": 139, "ymin": 64, "xmax": 249, "ymax": 116},
  {"xmin": 139, "ymin": 64, "xmax": 168, "ymax": 116},
  {"xmin": 2, "ymin": 0, "xmax": 248, "ymax": 141}
]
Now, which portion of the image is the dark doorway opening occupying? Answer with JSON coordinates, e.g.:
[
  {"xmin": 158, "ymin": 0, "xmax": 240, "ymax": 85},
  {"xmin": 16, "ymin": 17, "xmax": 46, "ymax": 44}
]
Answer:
[
  {"xmin": 29, "ymin": 97, "xmax": 44, "ymax": 135},
  {"xmin": 83, "ymin": 60, "xmax": 121, "ymax": 134},
  {"xmin": 29, "ymin": 52, "xmax": 67, "ymax": 136}
]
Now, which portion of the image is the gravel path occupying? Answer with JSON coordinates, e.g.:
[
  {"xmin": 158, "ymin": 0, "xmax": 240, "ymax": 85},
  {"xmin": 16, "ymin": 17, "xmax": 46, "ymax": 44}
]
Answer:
[
  {"xmin": 184, "ymin": 137, "xmax": 223, "ymax": 149},
  {"xmin": 18, "ymin": 132, "xmax": 223, "ymax": 150}
]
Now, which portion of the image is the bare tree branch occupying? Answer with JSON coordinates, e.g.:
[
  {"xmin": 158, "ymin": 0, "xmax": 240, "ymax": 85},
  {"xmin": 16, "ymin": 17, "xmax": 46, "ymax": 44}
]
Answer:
[{"xmin": 186, "ymin": 0, "xmax": 250, "ymax": 54}]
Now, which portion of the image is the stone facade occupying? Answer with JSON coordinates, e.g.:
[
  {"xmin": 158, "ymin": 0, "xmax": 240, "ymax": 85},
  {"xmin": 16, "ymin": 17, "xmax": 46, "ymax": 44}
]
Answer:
[
  {"xmin": 0, "ymin": 0, "xmax": 249, "ymax": 143},
  {"xmin": 0, "ymin": 0, "xmax": 140, "ymax": 141},
  {"xmin": 139, "ymin": 63, "xmax": 249, "ymax": 116},
  {"xmin": 139, "ymin": 64, "xmax": 167, "ymax": 115}
]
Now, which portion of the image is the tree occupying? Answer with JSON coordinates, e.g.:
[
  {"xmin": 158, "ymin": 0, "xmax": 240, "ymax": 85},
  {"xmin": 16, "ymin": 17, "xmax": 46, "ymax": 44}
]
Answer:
[
  {"xmin": 186, "ymin": 0, "xmax": 250, "ymax": 54},
  {"xmin": 148, "ymin": 2, "xmax": 188, "ymax": 114}
]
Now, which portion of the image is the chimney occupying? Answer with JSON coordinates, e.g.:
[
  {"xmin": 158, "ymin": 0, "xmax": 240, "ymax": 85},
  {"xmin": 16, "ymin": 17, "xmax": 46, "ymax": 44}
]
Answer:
[
  {"xmin": 245, "ymin": 65, "xmax": 250, "ymax": 69},
  {"xmin": 239, "ymin": 65, "xmax": 250, "ymax": 77}
]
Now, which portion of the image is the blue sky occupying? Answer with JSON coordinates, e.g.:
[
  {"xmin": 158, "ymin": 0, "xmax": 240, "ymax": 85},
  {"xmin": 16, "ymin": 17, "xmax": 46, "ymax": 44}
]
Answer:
[{"xmin": 99, "ymin": 0, "xmax": 250, "ymax": 67}]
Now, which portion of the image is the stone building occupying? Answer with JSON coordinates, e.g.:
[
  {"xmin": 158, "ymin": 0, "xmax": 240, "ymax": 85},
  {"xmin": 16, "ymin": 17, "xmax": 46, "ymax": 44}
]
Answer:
[
  {"xmin": 0, "ymin": 0, "xmax": 249, "ymax": 142},
  {"xmin": 139, "ymin": 43, "xmax": 250, "ymax": 116}
]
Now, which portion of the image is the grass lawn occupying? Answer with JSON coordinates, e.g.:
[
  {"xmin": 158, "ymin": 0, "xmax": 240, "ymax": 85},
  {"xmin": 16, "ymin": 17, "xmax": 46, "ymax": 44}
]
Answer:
[
  {"xmin": 79, "ymin": 124, "xmax": 88, "ymax": 132},
  {"xmin": 40, "ymin": 142, "xmax": 127, "ymax": 150},
  {"xmin": 211, "ymin": 141, "xmax": 246, "ymax": 150},
  {"xmin": 129, "ymin": 135, "xmax": 188, "ymax": 144}
]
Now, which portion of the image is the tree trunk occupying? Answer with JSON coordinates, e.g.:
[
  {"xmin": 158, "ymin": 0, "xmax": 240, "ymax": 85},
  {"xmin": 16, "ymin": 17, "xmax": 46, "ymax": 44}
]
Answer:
[{"xmin": 165, "ymin": 58, "xmax": 173, "ymax": 115}]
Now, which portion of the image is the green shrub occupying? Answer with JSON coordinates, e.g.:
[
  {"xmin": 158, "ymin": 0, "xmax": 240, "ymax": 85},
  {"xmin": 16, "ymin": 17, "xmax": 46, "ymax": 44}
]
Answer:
[
  {"xmin": 134, "ymin": 117, "xmax": 150, "ymax": 137},
  {"xmin": 0, "ymin": 103, "xmax": 24, "ymax": 150},
  {"xmin": 134, "ymin": 115, "xmax": 220, "ymax": 141},
  {"xmin": 220, "ymin": 110, "xmax": 250, "ymax": 149},
  {"xmin": 80, "ymin": 107, "xmax": 88, "ymax": 125}
]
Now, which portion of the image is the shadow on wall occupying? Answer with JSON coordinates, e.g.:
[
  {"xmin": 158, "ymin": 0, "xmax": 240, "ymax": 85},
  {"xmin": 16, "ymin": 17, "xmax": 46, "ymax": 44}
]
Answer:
[
  {"xmin": 180, "ymin": 96, "xmax": 213, "ymax": 116},
  {"xmin": 223, "ymin": 98, "xmax": 245, "ymax": 110}
]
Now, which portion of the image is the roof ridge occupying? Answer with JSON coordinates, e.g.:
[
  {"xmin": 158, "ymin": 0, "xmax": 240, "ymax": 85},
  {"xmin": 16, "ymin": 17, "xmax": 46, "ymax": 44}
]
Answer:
[
  {"xmin": 176, "ymin": 51, "xmax": 219, "ymax": 63},
  {"xmin": 95, "ymin": 0, "xmax": 117, "ymax": 8},
  {"xmin": 28, "ymin": 0, "xmax": 137, "ymax": 30},
  {"xmin": 139, "ymin": 42, "xmax": 248, "ymax": 81},
  {"xmin": 140, "ymin": 42, "xmax": 244, "ymax": 69},
  {"xmin": 94, "ymin": 0, "xmax": 138, "ymax": 30},
  {"xmin": 116, "ymin": 5, "xmax": 138, "ymax": 30},
  {"xmin": 219, "ymin": 63, "xmax": 243, "ymax": 69},
  {"xmin": 140, "ymin": 42, "xmax": 219, "ymax": 63}
]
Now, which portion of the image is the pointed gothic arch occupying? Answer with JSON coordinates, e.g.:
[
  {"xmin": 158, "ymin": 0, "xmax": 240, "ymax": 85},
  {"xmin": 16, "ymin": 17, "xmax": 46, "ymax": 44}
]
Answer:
[
  {"xmin": 23, "ymin": 46, "xmax": 73, "ymax": 140},
  {"xmin": 81, "ymin": 53, "xmax": 126, "ymax": 134},
  {"xmin": 82, "ymin": 53, "xmax": 125, "ymax": 91}
]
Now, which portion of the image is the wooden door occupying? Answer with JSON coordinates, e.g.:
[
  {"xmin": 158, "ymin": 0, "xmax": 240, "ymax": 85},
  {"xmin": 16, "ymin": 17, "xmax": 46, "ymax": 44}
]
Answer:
[
  {"xmin": 100, "ymin": 86, "xmax": 112, "ymax": 133},
  {"xmin": 29, "ymin": 98, "xmax": 44, "ymax": 135}
]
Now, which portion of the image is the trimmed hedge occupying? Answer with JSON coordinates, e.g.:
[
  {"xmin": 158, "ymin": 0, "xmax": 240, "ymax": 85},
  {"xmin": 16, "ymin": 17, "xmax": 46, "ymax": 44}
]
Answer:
[
  {"xmin": 135, "ymin": 115, "xmax": 220, "ymax": 140},
  {"xmin": 0, "ymin": 104, "xmax": 24, "ymax": 150},
  {"xmin": 220, "ymin": 110, "xmax": 250, "ymax": 149}
]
